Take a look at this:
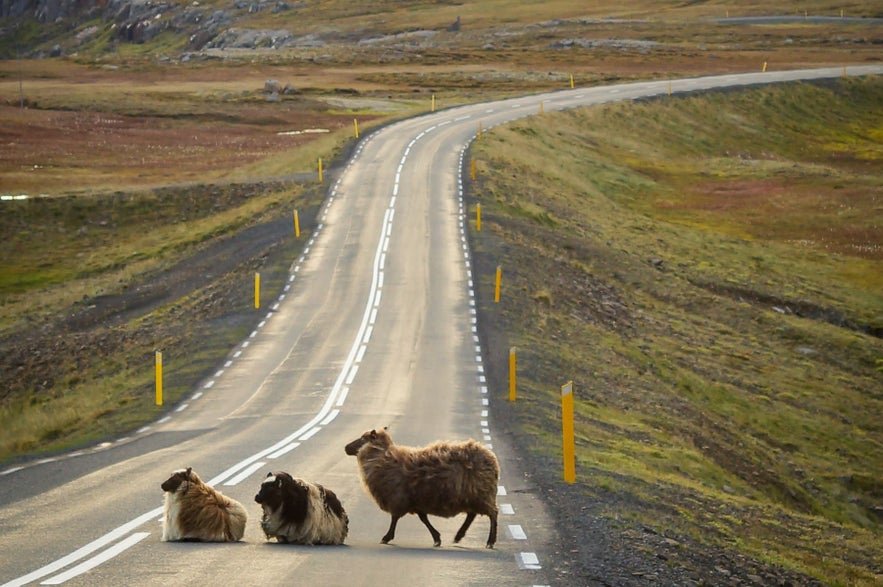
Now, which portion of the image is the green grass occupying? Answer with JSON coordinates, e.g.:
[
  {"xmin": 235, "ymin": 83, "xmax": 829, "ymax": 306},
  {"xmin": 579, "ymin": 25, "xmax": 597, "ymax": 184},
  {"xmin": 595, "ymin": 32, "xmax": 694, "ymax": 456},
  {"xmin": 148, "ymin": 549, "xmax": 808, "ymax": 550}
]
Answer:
[
  {"xmin": 469, "ymin": 76, "xmax": 882, "ymax": 585},
  {"xmin": 0, "ymin": 179, "xmax": 325, "ymax": 460},
  {"xmin": 0, "ymin": 184, "xmax": 295, "ymax": 328}
]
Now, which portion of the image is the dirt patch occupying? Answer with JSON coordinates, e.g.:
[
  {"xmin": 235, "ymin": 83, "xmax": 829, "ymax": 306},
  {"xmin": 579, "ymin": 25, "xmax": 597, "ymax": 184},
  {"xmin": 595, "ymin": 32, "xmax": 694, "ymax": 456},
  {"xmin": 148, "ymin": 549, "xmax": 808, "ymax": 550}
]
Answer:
[{"xmin": 0, "ymin": 102, "xmax": 352, "ymax": 194}]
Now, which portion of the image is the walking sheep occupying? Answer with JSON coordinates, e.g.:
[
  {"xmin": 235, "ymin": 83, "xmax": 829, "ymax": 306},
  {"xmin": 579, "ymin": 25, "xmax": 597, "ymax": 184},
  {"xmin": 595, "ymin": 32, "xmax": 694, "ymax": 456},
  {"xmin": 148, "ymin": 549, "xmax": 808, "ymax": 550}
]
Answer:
[
  {"xmin": 160, "ymin": 467, "xmax": 248, "ymax": 542},
  {"xmin": 254, "ymin": 471, "xmax": 349, "ymax": 545},
  {"xmin": 344, "ymin": 427, "xmax": 499, "ymax": 548}
]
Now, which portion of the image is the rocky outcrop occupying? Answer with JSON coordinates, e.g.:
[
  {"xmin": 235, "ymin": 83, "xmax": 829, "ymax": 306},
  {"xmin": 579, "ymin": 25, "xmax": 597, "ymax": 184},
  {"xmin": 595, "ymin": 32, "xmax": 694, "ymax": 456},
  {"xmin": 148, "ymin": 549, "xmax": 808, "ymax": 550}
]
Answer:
[{"xmin": 1, "ymin": 0, "xmax": 308, "ymax": 56}]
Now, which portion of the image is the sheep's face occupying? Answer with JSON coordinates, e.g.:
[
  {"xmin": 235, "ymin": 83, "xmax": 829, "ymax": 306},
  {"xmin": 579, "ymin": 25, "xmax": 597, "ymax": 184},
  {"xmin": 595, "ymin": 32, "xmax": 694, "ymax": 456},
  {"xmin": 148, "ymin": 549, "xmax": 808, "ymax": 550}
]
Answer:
[
  {"xmin": 255, "ymin": 472, "xmax": 280, "ymax": 506},
  {"xmin": 161, "ymin": 467, "xmax": 194, "ymax": 493},
  {"xmin": 255, "ymin": 472, "xmax": 306, "ymax": 508},
  {"xmin": 344, "ymin": 428, "xmax": 390, "ymax": 456},
  {"xmin": 255, "ymin": 472, "xmax": 311, "ymax": 525}
]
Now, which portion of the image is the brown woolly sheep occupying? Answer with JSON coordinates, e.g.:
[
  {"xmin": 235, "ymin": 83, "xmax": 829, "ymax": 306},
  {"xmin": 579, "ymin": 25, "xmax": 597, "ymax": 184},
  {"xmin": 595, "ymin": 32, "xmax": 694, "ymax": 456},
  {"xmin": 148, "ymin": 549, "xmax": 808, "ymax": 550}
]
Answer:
[
  {"xmin": 160, "ymin": 467, "xmax": 248, "ymax": 542},
  {"xmin": 344, "ymin": 428, "xmax": 499, "ymax": 548},
  {"xmin": 254, "ymin": 471, "xmax": 349, "ymax": 545}
]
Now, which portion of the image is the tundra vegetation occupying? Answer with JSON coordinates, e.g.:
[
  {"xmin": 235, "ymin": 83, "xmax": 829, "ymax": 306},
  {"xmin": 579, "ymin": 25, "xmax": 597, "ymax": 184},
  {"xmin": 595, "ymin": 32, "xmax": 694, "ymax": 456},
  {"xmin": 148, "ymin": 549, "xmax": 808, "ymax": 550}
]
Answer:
[
  {"xmin": 469, "ymin": 77, "xmax": 882, "ymax": 584},
  {"xmin": 1, "ymin": 0, "xmax": 881, "ymax": 583}
]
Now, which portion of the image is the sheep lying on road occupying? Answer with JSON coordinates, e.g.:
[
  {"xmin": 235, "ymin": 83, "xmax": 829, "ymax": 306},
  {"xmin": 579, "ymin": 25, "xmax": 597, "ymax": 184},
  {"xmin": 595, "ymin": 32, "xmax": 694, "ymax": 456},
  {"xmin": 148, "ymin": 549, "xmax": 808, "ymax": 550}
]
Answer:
[
  {"xmin": 160, "ymin": 467, "xmax": 248, "ymax": 542},
  {"xmin": 344, "ymin": 427, "xmax": 499, "ymax": 548},
  {"xmin": 254, "ymin": 471, "xmax": 349, "ymax": 545}
]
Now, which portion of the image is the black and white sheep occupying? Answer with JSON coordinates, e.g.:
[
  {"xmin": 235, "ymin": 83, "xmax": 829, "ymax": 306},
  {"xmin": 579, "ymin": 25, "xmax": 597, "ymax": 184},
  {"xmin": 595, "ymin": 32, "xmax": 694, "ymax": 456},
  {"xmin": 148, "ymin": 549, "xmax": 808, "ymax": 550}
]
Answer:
[
  {"xmin": 344, "ymin": 427, "xmax": 499, "ymax": 548},
  {"xmin": 254, "ymin": 471, "xmax": 349, "ymax": 545},
  {"xmin": 160, "ymin": 467, "xmax": 248, "ymax": 542}
]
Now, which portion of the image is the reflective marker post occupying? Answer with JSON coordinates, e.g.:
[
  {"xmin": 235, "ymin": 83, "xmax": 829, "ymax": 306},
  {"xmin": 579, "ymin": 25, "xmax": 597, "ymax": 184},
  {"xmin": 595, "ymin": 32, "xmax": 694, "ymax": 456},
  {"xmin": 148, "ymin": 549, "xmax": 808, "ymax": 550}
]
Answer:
[
  {"xmin": 155, "ymin": 351, "xmax": 163, "ymax": 406},
  {"xmin": 509, "ymin": 347, "xmax": 516, "ymax": 402},
  {"xmin": 561, "ymin": 380, "xmax": 575, "ymax": 483}
]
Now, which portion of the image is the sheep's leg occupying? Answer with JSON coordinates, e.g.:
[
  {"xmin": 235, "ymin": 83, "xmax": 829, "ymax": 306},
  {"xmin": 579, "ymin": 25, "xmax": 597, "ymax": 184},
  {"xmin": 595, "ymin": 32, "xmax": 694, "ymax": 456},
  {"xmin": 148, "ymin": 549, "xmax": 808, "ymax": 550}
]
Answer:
[
  {"xmin": 381, "ymin": 514, "xmax": 401, "ymax": 544},
  {"xmin": 486, "ymin": 511, "xmax": 498, "ymax": 549},
  {"xmin": 417, "ymin": 512, "xmax": 442, "ymax": 547},
  {"xmin": 453, "ymin": 512, "xmax": 477, "ymax": 543}
]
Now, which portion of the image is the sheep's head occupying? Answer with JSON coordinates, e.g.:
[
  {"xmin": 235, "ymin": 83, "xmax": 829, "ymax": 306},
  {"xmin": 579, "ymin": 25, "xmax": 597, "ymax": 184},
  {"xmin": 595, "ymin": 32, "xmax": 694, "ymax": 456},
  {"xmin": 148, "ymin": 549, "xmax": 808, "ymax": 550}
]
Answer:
[
  {"xmin": 255, "ymin": 472, "xmax": 310, "ymax": 524},
  {"xmin": 161, "ymin": 467, "xmax": 195, "ymax": 493},
  {"xmin": 344, "ymin": 427, "xmax": 390, "ymax": 456}
]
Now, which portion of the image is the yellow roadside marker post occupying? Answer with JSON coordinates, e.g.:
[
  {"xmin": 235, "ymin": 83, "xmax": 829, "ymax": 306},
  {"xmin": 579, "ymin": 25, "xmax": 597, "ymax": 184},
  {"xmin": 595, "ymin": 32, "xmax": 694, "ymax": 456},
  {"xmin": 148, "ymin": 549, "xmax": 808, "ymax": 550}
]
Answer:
[
  {"xmin": 155, "ymin": 351, "xmax": 163, "ymax": 406},
  {"xmin": 509, "ymin": 347, "xmax": 517, "ymax": 402},
  {"xmin": 562, "ymin": 381, "xmax": 576, "ymax": 483}
]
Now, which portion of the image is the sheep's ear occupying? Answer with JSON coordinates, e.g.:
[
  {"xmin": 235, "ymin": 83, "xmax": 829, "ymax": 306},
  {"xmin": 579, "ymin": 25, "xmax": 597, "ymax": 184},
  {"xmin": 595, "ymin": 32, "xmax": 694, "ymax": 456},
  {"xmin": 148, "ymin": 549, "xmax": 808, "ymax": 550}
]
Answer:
[
  {"xmin": 266, "ymin": 472, "xmax": 273, "ymax": 478},
  {"xmin": 383, "ymin": 426, "xmax": 389, "ymax": 431},
  {"xmin": 186, "ymin": 467, "xmax": 192, "ymax": 476}
]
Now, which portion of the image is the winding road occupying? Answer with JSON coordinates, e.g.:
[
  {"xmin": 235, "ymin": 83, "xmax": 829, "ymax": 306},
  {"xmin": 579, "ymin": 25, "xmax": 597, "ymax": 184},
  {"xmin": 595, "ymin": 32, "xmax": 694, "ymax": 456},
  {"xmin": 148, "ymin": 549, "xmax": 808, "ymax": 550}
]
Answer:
[{"xmin": 1, "ymin": 65, "xmax": 880, "ymax": 586}]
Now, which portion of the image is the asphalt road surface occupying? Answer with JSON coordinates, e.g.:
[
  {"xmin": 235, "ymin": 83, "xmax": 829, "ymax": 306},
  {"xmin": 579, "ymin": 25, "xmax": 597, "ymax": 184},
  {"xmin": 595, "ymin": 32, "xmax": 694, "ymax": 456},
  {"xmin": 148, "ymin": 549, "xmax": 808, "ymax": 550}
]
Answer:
[{"xmin": 1, "ymin": 64, "xmax": 880, "ymax": 587}]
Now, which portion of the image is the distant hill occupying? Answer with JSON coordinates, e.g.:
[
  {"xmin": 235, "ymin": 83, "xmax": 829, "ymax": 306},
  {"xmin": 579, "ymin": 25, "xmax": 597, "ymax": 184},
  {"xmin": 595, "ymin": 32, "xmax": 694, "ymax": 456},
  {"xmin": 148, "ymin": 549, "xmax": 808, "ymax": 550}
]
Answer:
[{"xmin": 1, "ymin": 0, "xmax": 314, "ymax": 58}]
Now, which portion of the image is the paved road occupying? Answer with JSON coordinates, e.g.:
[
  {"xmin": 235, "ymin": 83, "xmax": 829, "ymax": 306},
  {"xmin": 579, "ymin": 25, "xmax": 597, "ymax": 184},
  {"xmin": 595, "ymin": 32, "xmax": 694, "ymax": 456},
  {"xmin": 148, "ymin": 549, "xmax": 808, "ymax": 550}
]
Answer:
[
  {"xmin": 714, "ymin": 15, "xmax": 883, "ymax": 24},
  {"xmin": 1, "ymin": 64, "xmax": 880, "ymax": 587}
]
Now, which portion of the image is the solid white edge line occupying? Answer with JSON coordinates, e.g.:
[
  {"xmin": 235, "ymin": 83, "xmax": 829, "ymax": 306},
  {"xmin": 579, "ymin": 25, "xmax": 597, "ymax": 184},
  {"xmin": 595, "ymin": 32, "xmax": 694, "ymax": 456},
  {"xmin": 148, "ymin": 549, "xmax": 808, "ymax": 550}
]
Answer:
[
  {"xmin": 222, "ymin": 461, "xmax": 266, "ymax": 486},
  {"xmin": 266, "ymin": 442, "xmax": 300, "ymax": 459},
  {"xmin": 320, "ymin": 409, "xmax": 340, "ymax": 426},
  {"xmin": 40, "ymin": 532, "xmax": 151, "ymax": 585},
  {"xmin": 299, "ymin": 427, "xmax": 322, "ymax": 441},
  {"xmin": 0, "ymin": 508, "xmax": 162, "ymax": 587},
  {"xmin": 345, "ymin": 365, "xmax": 359, "ymax": 385}
]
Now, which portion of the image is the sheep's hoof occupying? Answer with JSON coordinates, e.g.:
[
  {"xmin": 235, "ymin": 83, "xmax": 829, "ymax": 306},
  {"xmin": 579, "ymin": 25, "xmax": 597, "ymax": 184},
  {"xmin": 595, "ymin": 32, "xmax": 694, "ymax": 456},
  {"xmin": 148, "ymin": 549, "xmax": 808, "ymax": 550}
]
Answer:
[
  {"xmin": 485, "ymin": 543, "xmax": 495, "ymax": 549},
  {"xmin": 433, "ymin": 540, "xmax": 441, "ymax": 548}
]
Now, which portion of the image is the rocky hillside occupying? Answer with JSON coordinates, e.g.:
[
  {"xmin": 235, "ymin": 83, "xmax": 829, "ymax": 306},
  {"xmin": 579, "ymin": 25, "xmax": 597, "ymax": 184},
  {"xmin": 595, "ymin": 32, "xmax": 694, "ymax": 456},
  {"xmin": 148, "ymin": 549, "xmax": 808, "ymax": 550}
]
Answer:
[{"xmin": 1, "ymin": 0, "xmax": 321, "ymax": 58}]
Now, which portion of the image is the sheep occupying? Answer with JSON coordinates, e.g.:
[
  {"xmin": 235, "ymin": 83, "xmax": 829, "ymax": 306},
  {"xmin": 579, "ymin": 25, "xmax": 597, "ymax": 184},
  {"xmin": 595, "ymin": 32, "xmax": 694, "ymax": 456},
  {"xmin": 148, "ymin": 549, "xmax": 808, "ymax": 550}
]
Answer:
[
  {"xmin": 254, "ymin": 471, "xmax": 349, "ymax": 545},
  {"xmin": 160, "ymin": 467, "xmax": 248, "ymax": 542},
  {"xmin": 344, "ymin": 427, "xmax": 499, "ymax": 548}
]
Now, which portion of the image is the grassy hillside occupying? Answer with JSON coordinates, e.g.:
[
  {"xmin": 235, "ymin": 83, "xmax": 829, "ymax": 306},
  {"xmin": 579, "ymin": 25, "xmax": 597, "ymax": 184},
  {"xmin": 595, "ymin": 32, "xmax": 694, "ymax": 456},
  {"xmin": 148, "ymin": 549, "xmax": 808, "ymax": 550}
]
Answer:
[
  {"xmin": 469, "ymin": 76, "xmax": 882, "ymax": 585},
  {"xmin": 0, "ymin": 181, "xmax": 327, "ymax": 458}
]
